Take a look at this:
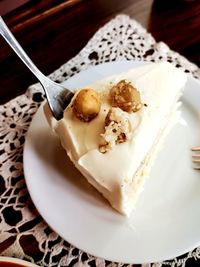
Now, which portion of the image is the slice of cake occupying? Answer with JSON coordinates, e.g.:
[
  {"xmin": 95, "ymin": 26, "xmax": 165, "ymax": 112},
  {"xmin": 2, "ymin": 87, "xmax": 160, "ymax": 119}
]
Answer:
[{"xmin": 44, "ymin": 62, "xmax": 187, "ymax": 216}]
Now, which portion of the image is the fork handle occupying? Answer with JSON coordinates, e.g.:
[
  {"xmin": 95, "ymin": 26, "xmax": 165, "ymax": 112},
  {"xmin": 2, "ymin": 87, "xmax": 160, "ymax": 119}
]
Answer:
[{"xmin": 0, "ymin": 16, "xmax": 48, "ymax": 85}]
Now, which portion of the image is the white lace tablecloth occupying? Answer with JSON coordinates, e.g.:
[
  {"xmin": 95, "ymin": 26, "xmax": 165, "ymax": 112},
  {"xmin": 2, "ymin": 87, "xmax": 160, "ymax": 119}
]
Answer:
[{"xmin": 0, "ymin": 15, "xmax": 200, "ymax": 267}]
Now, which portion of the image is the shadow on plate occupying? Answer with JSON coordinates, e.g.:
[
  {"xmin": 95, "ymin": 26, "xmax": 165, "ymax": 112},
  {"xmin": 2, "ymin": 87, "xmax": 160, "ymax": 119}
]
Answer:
[{"xmin": 30, "ymin": 126, "xmax": 114, "ymax": 211}]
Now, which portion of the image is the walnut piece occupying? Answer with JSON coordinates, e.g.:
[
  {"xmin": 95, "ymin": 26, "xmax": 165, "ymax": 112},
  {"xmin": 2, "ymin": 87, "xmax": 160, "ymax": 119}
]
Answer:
[
  {"xmin": 99, "ymin": 107, "xmax": 132, "ymax": 153},
  {"xmin": 73, "ymin": 89, "xmax": 101, "ymax": 122},
  {"xmin": 109, "ymin": 80, "xmax": 142, "ymax": 113}
]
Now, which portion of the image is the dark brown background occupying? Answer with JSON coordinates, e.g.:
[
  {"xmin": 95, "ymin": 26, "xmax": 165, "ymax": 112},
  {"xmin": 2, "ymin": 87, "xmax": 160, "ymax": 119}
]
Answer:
[{"xmin": 0, "ymin": 0, "xmax": 200, "ymax": 104}]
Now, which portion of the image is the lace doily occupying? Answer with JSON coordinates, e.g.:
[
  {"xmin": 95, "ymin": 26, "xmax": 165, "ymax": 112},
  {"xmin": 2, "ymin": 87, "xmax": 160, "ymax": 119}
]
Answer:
[{"xmin": 0, "ymin": 15, "xmax": 200, "ymax": 267}]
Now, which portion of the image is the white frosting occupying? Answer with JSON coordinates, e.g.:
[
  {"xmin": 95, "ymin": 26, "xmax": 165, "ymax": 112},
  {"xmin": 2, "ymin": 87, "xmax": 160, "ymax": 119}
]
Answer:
[{"xmin": 45, "ymin": 62, "xmax": 187, "ymax": 216}]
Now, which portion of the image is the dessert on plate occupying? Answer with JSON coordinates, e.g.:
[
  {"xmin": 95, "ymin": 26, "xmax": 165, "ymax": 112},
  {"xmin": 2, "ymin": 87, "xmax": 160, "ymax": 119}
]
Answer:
[{"xmin": 44, "ymin": 62, "xmax": 187, "ymax": 216}]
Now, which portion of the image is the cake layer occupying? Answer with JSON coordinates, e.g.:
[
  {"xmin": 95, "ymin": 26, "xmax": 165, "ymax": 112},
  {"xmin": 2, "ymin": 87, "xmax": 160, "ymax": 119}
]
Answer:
[{"xmin": 44, "ymin": 62, "xmax": 187, "ymax": 216}]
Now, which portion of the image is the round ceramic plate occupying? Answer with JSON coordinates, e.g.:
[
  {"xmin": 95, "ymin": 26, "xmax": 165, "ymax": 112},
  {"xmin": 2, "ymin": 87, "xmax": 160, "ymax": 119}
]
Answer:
[
  {"xmin": 23, "ymin": 61, "xmax": 200, "ymax": 264},
  {"xmin": 0, "ymin": 256, "xmax": 40, "ymax": 266}
]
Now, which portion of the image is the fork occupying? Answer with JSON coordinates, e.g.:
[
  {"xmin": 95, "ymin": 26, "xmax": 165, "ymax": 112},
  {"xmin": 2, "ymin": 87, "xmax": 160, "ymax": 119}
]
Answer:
[
  {"xmin": 191, "ymin": 146, "xmax": 200, "ymax": 169},
  {"xmin": 0, "ymin": 16, "xmax": 74, "ymax": 120}
]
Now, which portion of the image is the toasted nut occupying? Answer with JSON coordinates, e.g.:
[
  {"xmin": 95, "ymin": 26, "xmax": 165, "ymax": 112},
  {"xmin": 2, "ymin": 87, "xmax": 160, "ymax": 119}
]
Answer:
[
  {"xmin": 73, "ymin": 89, "xmax": 101, "ymax": 122},
  {"xmin": 99, "ymin": 107, "xmax": 132, "ymax": 153},
  {"xmin": 110, "ymin": 80, "xmax": 142, "ymax": 113}
]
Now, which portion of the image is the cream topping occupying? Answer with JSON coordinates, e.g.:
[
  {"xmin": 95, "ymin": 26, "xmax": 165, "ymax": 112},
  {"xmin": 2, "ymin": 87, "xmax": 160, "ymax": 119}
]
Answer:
[{"xmin": 45, "ymin": 62, "xmax": 187, "ymax": 215}]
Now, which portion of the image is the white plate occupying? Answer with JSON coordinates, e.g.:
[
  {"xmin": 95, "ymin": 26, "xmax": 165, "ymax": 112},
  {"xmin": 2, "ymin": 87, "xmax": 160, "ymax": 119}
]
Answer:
[
  {"xmin": 0, "ymin": 256, "xmax": 40, "ymax": 266},
  {"xmin": 23, "ymin": 61, "xmax": 200, "ymax": 264}
]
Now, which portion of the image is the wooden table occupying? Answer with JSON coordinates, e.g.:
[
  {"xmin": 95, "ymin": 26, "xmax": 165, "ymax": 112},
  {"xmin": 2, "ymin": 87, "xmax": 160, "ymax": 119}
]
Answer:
[{"xmin": 0, "ymin": 0, "xmax": 199, "ymax": 104}]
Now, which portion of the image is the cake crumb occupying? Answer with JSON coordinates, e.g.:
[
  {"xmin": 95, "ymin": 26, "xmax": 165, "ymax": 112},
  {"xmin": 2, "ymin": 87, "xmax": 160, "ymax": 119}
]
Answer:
[{"xmin": 99, "ymin": 107, "xmax": 132, "ymax": 153}]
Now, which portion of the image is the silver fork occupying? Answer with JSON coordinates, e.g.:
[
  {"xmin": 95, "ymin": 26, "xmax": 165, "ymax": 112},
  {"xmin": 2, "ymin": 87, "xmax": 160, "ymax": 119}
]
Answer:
[
  {"xmin": 191, "ymin": 147, "xmax": 200, "ymax": 169},
  {"xmin": 0, "ymin": 16, "xmax": 74, "ymax": 120}
]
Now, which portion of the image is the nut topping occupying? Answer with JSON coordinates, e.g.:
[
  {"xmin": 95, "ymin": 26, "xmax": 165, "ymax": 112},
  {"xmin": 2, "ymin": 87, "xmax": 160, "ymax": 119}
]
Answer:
[
  {"xmin": 73, "ymin": 89, "xmax": 101, "ymax": 122},
  {"xmin": 99, "ymin": 107, "xmax": 132, "ymax": 153},
  {"xmin": 109, "ymin": 80, "xmax": 142, "ymax": 113}
]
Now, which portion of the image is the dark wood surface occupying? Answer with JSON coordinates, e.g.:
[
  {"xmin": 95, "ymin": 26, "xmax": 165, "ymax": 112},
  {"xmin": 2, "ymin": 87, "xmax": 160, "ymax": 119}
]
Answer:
[{"xmin": 0, "ymin": 0, "xmax": 200, "ymax": 104}]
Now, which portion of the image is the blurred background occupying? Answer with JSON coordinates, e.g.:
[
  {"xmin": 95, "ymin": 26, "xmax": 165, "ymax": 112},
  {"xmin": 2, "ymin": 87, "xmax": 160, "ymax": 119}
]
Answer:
[{"xmin": 0, "ymin": 0, "xmax": 200, "ymax": 103}]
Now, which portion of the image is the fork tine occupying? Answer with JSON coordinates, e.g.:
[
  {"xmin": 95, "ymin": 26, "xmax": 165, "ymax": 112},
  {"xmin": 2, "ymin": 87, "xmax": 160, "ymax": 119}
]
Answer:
[
  {"xmin": 191, "ymin": 146, "xmax": 200, "ymax": 151},
  {"xmin": 192, "ymin": 159, "xmax": 200, "ymax": 163},
  {"xmin": 192, "ymin": 154, "xmax": 200, "ymax": 158},
  {"xmin": 191, "ymin": 147, "xmax": 200, "ymax": 169},
  {"xmin": 193, "ymin": 166, "xmax": 200, "ymax": 170}
]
